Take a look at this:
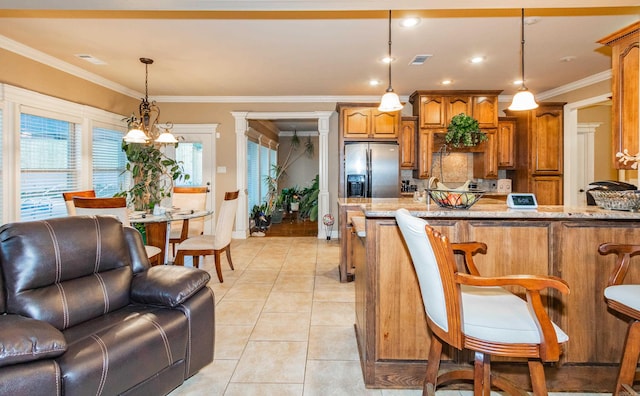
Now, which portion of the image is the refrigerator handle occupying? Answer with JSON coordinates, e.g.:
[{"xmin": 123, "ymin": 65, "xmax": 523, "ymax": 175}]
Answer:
[{"xmin": 367, "ymin": 148, "xmax": 372, "ymax": 197}]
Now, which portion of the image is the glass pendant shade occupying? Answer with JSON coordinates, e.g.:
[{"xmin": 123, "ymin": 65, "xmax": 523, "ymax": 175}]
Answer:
[
  {"xmin": 155, "ymin": 129, "xmax": 179, "ymax": 144},
  {"xmin": 378, "ymin": 90, "xmax": 403, "ymax": 112},
  {"xmin": 123, "ymin": 127, "xmax": 149, "ymax": 143},
  {"xmin": 508, "ymin": 89, "xmax": 539, "ymax": 111}
]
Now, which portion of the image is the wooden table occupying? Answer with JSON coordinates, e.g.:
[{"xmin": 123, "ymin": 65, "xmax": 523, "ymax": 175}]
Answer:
[{"xmin": 130, "ymin": 210, "xmax": 212, "ymax": 264}]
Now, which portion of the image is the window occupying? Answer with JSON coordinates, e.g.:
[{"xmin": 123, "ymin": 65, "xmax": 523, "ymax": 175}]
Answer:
[
  {"xmin": 260, "ymin": 145, "xmax": 270, "ymax": 204},
  {"xmin": 247, "ymin": 140, "xmax": 259, "ymax": 212},
  {"xmin": 176, "ymin": 142, "xmax": 203, "ymax": 186},
  {"xmin": 92, "ymin": 127, "xmax": 127, "ymax": 198},
  {"xmin": 20, "ymin": 113, "xmax": 80, "ymax": 220},
  {"xmin": 0, "ymin": 109, "xmax": 3, "ymax": 222}
]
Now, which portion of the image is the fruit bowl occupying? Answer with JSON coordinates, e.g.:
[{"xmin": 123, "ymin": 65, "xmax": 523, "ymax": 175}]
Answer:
[
  {"xmin": 589, "ymin": 190, "xmax": 640, "ymax": 211},
  {"xmin": 427, "ymin": 189, "xmax": 485, "ymax": 209}
]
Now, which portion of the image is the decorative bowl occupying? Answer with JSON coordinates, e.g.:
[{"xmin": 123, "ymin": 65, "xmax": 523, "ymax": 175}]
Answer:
[
  {"xmin": 589, "ymin": 190, "xmax": 640, "ymax": 211},
  {"xmin": 427, "ymin": 189, "xmax": 485, "ymax": 210}
]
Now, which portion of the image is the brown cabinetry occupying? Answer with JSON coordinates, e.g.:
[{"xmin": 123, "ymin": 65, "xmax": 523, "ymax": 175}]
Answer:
[
  {"xmin": 473, "ymin": 129, "xmax": 498, "ymax": 179},
  {"xmin": 400, "ymin": 116, "xmax": 417, "ymax": 169},
  {"xmin": 505, "ymin": 103, "xmax": 565, "ymax": 205},
  {"xmin": 338, "ymin": 103, "xmax": 401, "ymax": 139},
  {"xmin": 497, "ymin": 117, "xmax": 516, "ymax": 169},
  {"xmin": 409, "ymin": 90, "xmax": 502, "ymax": 179},
  {"xmin": 598, "ymin": 22, "xmax": 639, "ymax": 169}
]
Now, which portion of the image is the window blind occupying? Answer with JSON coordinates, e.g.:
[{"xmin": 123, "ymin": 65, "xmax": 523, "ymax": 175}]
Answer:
[
  {"xmin": 260, "ymin": 145, "xmax": 270, "ymax": 204},
  {"xmin": 0, "ymin": 109, "xmax": 3, "ymax": 222},
  {"xmin": 92, "ymin": 127, "xmax": 127, "ymax": 198},
  {"xmin": 20, "ymin": 113, "xmax": 81, "ymax": 220},
  {"xmin": 247, "ymin": 140, "xmax": 259, "ymax": 213},
  {"xmin": 176, "ymin": 142, "xmax": 204, "ymax": 186}
]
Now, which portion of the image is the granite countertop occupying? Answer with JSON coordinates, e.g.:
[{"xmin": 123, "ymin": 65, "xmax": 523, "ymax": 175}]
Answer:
[{"xmin": 337, "ymin": 197, "xmax": 640, "ymax": 220}]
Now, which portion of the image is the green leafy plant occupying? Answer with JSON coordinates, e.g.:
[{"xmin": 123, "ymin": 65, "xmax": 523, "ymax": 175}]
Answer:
[
  {"xmin": 445, "ymin": 113, "xmax": 487, "ymax": 147},
  {"xmin": 299, "ymin": 174, "xmax": 319, "ymax": 222},
  {"xmin": 116, "ymin": 141, "xmax": 189, "ymax": 211},
  {"xmin": 263, "ymin": 132, "xmax": 314, "ymax": 214}
]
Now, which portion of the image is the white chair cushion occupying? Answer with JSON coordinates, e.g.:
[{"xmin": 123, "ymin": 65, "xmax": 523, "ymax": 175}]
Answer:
[
  {"xmin": 605, "ymin": 284, "xmax": 640, "ymax": 312},
  {"xmin": 461, "ymin": 284, "xmax": 568, "ymax": 344},
  {"xmin": 176, "ymin": 235, "xmax": 217, "ymax": 251},
  {"xmin": 144, "ymin": 245, "xmax": 162, "ymax": 258}
]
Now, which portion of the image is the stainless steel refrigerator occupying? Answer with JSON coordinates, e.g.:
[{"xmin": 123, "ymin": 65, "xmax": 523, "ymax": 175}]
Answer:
[{"xmin": 344, "ymin": 142, "xmax": 400, "ymax": 198}]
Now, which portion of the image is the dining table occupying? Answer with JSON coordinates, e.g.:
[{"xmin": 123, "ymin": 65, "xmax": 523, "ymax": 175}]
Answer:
[{"xmin": 129, "ymin": 209, "xmax": 213, "ymax": 264}]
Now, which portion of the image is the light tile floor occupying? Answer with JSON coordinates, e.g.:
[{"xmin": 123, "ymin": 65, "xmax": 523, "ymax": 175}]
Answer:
[{"xmin": 169, "ymin": 236, "xmax": 609, "ymax": 396}]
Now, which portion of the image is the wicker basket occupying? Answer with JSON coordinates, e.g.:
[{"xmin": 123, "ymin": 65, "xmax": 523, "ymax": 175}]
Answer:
[
  {"xmin": 427, "ymin": 189, "xmax": 485, "ymax": 209},
  {"xmin": 589, "ymin": 190, "xmax": 640, "ymax": 211}
]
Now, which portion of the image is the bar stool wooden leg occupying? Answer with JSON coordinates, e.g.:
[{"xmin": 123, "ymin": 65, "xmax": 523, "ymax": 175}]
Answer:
[{"xmin": 615, "ymin": 320, "xmax": 640, "ymax": 396}]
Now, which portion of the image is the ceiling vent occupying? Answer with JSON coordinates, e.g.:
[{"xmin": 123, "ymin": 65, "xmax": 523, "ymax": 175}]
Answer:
[
  {"xmin": 75, "ymin": 54, "xmax": 107, "ymax": 65},
  {"xmin": 409, "ymin": 54, "xmax": 432, "ymax": 65}
]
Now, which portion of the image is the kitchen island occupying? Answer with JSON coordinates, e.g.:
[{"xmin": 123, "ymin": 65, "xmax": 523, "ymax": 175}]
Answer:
[{"xmin": 339, "ymin": 198, "xmax": 640, "ymax": 391}]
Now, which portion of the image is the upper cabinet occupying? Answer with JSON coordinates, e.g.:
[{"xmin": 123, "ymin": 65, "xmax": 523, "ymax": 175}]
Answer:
[
  {"xmin": 598, "ymin": 22, "xmax": 639, "ymax": 170},
  {"xmin": 410, "ymin": 90, "xmax": 501, "ymax": 130},
  {"xmin": 337, "ymin": 103, "xmax": 401, "ymax": 140},
  {"xmin": 497, "ymin": 117, "xmax": 516, "ymax": 169},
  {"xmin": 400, "ymin": 117, "xmax": 417, "ymax": 169},
  {"xmin": 409, "ymin": 90, "xmax": 502, "ymax": 179}
]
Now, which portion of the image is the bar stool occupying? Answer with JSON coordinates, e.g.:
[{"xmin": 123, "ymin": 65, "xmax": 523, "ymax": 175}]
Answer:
[{"xmin": 599, "ymin": 243, "xmax": 640, "ymax": 396}]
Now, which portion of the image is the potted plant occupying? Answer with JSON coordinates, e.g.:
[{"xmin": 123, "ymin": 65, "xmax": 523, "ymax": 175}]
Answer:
[
  {"xmin": 299, "ymin": 175, "xmax": 319, "ymax": 221},
  {"xmin": 445, "ymin": 113, "xmax": 487, "ymax": 148},
  {"xmin": 116, "ymin": 139, "xmax": 189, "ymax": 211}
]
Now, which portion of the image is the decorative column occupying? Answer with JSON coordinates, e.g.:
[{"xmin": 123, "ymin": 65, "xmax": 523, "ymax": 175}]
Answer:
[
  {"xmin": 316, "ymin": 111, "xmax": 333, "ymax": 239},
  {"xmin": 231, "ymin": 111, "xmax": 249, "ymax": 239}
]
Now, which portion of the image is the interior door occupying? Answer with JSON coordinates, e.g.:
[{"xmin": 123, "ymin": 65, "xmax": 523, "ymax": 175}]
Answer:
[{"xmin": 164, "ymin": 129, "xmax": 215, "ymax": 234}]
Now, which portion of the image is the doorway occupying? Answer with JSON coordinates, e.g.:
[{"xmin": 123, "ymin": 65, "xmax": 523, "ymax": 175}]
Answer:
[
  {"xmin": 232, "ymin": 111, "xmax": 333, "ymax": 239},
  {"xmin": 166, "ymin": 124, "xmax": 217, "ymax": 234}
]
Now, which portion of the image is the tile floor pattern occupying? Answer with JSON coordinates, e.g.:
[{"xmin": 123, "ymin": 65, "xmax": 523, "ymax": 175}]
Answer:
[{"xmin": 169, "ymin": 236, "xmax": 609, "ymax": 396}]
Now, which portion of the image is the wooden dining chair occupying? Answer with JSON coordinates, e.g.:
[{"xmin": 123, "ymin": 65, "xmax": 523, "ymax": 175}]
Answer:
[
  {"xmin": 174, "ymin": 190, "xmax": 239, "ymax": 282},
  {"xmin": 394, "ymin": 208, "xmax": 570, "ymax": 395},
  {"xmin": 598, "ymin": 243, "xmax": 640, "ymax": 396},
  {"xmin": 169, "ymin": 186, "xmax": 208, "ymax": 255},
  {"xmin": 73, "ymin": 197, "xmax": 162, "ymax": 266},
  {"xmin": 62, "ymin": 189, "xmax": 96, "ymax": 215}
]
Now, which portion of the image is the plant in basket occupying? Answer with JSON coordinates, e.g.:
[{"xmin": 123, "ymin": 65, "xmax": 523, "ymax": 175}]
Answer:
[{"xmin": 445, "ymin": 113, "xmax": 487, "ymax": 148}]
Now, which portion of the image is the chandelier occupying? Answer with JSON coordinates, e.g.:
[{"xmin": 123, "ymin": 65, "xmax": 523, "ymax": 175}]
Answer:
[{"xmin": 123, "ymin": 58, "xmax": 178, "ymax": 144}]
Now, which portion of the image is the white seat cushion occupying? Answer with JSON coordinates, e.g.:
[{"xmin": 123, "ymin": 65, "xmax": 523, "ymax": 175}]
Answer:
[
  {"xmin": 176, "ymin": 235, "xmax": 217, "ymax": 251},
  {"xmin": 605, "ymin": 284, "xmax": 640, "ymax": 312},
  {"xmin": 144, "ymin": 245, "xmax": 162, "ymax": 258},
  {"xmin": 461, "ymin": 284, "xmax": 568, "ymax": 345}
]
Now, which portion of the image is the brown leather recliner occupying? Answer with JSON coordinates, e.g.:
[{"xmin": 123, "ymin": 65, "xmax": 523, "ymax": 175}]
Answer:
[{"xmin": 0, "ymin": 215, "xmax": 215, "ymax": 395}]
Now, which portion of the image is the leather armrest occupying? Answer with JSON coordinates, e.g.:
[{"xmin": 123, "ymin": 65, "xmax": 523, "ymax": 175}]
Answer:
[
  {"xmin": 0, "ymin": 315, "xmax": 67, "ymax": 368},
  {"xmin": 131, "ymin": 266, "xmax": 211, "ymax": 308}
]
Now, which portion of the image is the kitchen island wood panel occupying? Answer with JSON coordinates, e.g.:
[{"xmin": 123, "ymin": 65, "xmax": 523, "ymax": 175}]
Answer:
[{"xmin": 341, "ymin": 198, "xmax": 640, "ymax": 391}]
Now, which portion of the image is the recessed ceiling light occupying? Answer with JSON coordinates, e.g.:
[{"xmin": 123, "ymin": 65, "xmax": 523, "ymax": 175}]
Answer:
[
  {"xmin": 369, "ymin": 79, "xmax": 382, "ymax": 86},
  {"xmin": 560, "ymin": 56, "xmax": 576, "ymax": 63},
  {"xmin": 75, "ymin": 54, "xmax": 107, "ymax": 65},
  {"xmin": 469, "ymin": 56, "xmax": 485, "ymax": 64},
  {"xmin": 441, "ymin": 80, "xmax": 453, "ymax": 85},
  {"xmin": 513, "ymin": 79, "xmax": 524, "ymax": 85},
  {"xmin": 381, "ymin": 56, "xmax": 395, "ymax": 64},
  {"xmin": 400, "ymin": 17, "xmax": 421, "ymax": 28}
]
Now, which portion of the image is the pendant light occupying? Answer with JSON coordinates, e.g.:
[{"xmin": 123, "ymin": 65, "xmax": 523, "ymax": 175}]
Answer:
[
  {"xmin": 123, "ymin": 58, "xmax": 178, "ymax": 144},
  {"xmin": 378, "ymin": 10, "xmax": 403, "ymax": 112},
  {"xmin": 508, "ymin": 8, "xmax": 539, "ymax": 111}
]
